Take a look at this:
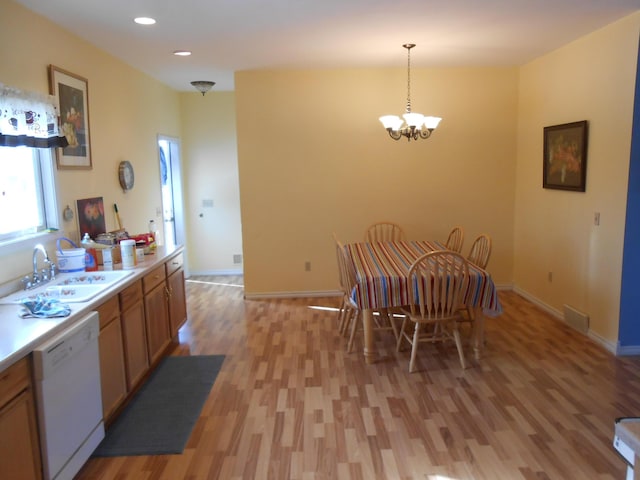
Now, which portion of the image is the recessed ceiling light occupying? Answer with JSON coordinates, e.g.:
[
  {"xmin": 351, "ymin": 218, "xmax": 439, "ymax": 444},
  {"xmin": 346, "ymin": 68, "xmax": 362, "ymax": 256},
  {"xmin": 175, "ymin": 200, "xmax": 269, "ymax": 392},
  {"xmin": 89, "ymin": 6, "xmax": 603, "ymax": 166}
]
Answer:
[
  {"xmin": 134, "ymin": 17, "xmax": 156, "ymax": 25},
  {"xmin": 173, "ymin": 50, "xmax": 192, "ymax": 56}
]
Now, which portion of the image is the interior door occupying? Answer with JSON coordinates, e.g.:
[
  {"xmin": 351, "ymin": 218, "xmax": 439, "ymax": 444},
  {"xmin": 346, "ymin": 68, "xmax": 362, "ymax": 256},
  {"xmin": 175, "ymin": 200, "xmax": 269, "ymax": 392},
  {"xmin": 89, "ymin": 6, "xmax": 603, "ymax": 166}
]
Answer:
[{"xmin": 157, "ymin": 136, "xmax": 185, "ymax": 249}]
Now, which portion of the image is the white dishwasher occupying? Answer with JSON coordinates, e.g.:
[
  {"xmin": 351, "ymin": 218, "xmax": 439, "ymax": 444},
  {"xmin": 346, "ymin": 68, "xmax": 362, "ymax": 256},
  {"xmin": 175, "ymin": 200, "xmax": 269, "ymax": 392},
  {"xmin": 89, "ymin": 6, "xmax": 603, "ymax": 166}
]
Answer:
[{"xmin": 33, "ymin": 311, "xmax": 104, "ymax": 480}]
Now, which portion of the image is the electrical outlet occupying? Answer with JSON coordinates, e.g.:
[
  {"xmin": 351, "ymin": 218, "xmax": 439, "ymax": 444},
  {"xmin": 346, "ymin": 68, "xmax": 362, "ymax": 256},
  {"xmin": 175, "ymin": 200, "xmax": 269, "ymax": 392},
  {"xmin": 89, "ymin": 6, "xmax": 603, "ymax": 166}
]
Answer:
[{"xmin": 305, "ymin": 261, "xmax": 311, "ymax": 272}]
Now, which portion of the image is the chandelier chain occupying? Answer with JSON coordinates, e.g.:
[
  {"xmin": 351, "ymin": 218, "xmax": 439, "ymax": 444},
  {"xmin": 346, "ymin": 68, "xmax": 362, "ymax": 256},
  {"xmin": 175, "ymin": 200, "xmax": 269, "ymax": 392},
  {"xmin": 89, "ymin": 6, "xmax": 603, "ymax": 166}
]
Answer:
[{"xmin": 406, "ymin": 45, "xmax": 412, "ymax": 114}]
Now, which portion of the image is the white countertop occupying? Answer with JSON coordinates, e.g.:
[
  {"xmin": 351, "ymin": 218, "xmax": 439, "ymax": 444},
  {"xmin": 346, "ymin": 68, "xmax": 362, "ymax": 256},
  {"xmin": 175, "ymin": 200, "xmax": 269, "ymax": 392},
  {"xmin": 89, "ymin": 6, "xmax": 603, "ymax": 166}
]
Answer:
[{"xmin": 0, "ymin": 244, "xmax": 184, "ymax": 373}]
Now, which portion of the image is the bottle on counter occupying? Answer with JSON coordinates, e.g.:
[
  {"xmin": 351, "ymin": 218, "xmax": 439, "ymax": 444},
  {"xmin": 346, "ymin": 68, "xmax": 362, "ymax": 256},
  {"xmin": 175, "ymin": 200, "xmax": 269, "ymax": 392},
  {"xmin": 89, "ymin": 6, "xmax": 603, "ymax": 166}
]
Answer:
[
  {"xmin": 81, "ymin": 233, "xmax": 99, "ymax": 271},
  {"xmin": 120, "ymin": 239, "xmax": 136, "ymax": 269},
  {"xmin": 148, "ymin": 219, "xmax": 160, "ymax": 251}
]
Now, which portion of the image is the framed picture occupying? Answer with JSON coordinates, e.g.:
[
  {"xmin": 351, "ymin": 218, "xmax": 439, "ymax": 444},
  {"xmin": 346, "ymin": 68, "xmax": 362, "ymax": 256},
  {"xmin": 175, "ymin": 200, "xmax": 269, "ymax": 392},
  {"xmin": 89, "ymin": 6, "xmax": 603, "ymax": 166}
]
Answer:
[
  {"xmin": 543, "ymin": 120, "xmax": 588, "ymax": 192},
  {"xmin": 48, "ymin": 65, "xmax": 92, "ymax": 169},
  {"xmin": 76, "ymin": 197, "xmax": 106, "ymax": 239}
]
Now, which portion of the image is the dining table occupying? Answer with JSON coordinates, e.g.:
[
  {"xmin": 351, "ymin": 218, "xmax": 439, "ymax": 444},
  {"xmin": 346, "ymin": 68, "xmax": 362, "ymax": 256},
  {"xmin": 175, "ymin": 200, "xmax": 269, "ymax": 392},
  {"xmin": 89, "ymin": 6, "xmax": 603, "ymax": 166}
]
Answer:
[{"xmin": 343, "ymin": 240, "xmax": 503, "ymax": 364}]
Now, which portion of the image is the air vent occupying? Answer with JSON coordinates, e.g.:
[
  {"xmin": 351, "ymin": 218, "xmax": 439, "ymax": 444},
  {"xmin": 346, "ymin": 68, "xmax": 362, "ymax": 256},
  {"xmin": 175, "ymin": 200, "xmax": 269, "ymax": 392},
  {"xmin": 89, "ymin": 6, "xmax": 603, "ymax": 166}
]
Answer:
[{"xmin": 563, "ymin": 304, "xmax": 589, "ymax": 334}]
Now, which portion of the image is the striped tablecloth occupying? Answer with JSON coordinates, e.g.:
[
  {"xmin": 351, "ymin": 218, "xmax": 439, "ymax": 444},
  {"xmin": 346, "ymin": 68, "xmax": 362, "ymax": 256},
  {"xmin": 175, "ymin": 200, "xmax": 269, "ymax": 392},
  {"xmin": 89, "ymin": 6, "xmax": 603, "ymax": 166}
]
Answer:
[{"xmin": 344, "ymin": 240, "xmax": 502, "ymax": 316}]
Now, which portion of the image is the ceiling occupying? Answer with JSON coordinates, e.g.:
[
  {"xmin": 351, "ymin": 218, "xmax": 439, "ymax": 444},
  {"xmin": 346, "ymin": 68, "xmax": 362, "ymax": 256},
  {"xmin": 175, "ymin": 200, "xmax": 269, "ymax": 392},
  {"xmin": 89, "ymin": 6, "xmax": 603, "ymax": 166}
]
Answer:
[{"xmin": 13, "ymin": 0, "xmax": 640, "ymax": 92}]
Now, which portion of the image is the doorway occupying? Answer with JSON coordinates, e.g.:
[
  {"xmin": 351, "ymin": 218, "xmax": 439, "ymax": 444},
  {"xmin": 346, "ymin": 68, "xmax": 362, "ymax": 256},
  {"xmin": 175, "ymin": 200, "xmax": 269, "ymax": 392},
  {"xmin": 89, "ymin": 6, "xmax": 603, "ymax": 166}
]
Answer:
[{"xmin": 157, "ymin": 136, "xmax": 185, "ymax": 252}]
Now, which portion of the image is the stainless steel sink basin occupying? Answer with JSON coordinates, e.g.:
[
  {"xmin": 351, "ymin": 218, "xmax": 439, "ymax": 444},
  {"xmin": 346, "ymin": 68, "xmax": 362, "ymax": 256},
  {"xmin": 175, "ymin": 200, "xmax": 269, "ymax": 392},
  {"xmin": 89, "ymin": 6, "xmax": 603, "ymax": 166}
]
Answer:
[{"xmin": 0, "ymin": 269, "xmax": 135, "ymax": 304}]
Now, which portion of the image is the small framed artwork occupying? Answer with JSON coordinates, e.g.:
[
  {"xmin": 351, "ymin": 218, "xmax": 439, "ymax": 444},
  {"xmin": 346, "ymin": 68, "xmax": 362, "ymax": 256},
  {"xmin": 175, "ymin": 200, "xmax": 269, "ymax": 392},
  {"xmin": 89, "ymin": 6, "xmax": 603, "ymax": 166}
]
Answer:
[
  {"xmin": 77, "ymin": 197, "xmax": 106, "ymax": 239},
  {"xmin": 48, "ymin": 65, "xmax": 92, "ymax": 169},
  {"xmin": 543, "ymin": 120, "xmax": 588, "ymax": 192}
]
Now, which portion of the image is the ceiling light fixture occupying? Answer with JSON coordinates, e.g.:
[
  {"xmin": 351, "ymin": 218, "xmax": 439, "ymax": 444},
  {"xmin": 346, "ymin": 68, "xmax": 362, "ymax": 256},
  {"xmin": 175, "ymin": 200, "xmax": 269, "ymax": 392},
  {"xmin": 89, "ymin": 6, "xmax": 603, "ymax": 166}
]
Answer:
[
  {"xmin": 134, "ymin": 17, "xmax": 156, "ymax": 25},
  {"xmin": 379, "ymin": 44, "xmax": 442, "ymax": 142},
  {"xmin": 190, "ymin": 81, "xmax": 215, "ymax": 96},
  {"xmin": 173, "ymin": 50, "xmax": 192, "ymax": 56}
]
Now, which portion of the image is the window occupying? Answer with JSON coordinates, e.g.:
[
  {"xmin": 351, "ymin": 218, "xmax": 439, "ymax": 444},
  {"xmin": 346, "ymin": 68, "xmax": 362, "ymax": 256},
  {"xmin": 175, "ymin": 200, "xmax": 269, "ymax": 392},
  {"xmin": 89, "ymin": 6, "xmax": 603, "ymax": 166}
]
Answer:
[{"xmin": 0, "ymin": 146, "xmax": 59, "ymax": 246}]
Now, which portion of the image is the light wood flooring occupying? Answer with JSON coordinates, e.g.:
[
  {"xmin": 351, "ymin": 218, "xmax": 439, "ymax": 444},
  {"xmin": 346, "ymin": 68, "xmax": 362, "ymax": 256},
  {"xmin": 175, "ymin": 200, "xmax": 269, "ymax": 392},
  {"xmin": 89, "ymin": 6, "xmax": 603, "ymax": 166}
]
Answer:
[{"xmin": 76, "ymin": 275, "xmax": 640, "ymax": 479}]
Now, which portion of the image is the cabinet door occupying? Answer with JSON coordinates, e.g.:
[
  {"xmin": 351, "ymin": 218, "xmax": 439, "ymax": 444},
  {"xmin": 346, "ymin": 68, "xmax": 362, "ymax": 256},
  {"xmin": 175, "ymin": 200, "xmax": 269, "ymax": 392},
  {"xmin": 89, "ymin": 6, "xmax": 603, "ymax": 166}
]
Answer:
[
  {"xmin": 121, "ymin": 299, "xmax": 149, "ymax": 391},
  {"xmin": 98, "ymin": 321, "xmax": 127, "ymax": 421},
  {"xmin": 97, "ymin": 297, "xmax": 126, "ymax": 421},
  {"xmin": 0, "ymin": 363, "xmax": 41, "ymax": 480},
  {"xmin": 168, "ymin": 268, "xmax": 187, "ymax": 337},
  {"xmin": 144, "ymin": 283, "xmax": 171, "ymax": 367}
]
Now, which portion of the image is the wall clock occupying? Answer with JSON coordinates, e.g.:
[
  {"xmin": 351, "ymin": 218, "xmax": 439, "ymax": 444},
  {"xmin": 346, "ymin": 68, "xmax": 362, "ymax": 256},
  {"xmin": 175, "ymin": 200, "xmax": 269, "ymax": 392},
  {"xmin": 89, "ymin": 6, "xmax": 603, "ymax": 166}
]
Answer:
[{"xmin": 118, "ymin": 160, "xmax": 134, "ymax": 191}]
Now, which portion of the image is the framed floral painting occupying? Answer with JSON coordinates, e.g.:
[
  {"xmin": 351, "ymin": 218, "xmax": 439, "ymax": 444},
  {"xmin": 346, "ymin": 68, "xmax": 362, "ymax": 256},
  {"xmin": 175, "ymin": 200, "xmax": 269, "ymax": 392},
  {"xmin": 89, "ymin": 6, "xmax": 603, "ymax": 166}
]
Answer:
[
  {"xmin": 48, "ymin": 65, "xmax": 92, "ymax": 169},
  {"xmin": 543, "ymin": 120, "xmax": 588, "ymax": 192},
  {"xmin": 77, "ymin": 197, "xmax": 105, "ymax": 239}
]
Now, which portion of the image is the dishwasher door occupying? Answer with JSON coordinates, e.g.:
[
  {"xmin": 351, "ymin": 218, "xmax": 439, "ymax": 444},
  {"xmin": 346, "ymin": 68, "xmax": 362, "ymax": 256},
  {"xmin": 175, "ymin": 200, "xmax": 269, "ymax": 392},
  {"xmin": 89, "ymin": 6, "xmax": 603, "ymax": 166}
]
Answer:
[{"xmin": 33, "ymin": 311, "xmax": 104, "ymax": 480}]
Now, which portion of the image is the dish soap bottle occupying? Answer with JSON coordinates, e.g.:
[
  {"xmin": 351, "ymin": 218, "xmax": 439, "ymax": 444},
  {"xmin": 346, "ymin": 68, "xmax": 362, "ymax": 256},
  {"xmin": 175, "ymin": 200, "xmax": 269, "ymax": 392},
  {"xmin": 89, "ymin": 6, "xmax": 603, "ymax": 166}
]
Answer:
[{"xmin": 81, "ymin": 233, "xmax": 98, "ymax": 271}]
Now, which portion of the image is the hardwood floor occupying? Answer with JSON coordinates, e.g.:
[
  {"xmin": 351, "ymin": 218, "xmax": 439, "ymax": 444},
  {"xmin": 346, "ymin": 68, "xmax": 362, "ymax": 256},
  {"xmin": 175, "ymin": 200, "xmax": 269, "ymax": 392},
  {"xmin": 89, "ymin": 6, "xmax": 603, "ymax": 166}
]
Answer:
[{"xmin": 76, "ymin": 275, "xmax": 640, "ymax": 479}]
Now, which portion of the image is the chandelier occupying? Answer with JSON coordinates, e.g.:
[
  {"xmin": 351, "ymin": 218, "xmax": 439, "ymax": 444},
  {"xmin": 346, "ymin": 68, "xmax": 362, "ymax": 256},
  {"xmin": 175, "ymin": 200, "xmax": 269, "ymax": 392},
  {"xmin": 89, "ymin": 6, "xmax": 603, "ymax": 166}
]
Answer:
[
  {"xmin": 379, "ymin": 44, "xmax": 442, "ymax": 141},
  {"xmin": 190, "ymin": 80, "xmax": 215, "ymax": 96}
]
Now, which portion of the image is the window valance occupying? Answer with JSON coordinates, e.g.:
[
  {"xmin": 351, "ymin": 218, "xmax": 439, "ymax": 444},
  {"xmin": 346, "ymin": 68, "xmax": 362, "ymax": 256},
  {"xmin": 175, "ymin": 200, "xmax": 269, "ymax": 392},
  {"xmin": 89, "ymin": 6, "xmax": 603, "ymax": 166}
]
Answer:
[{"xmin": 0, "ymin": 83, "xmax": 68, "ymax": 148}]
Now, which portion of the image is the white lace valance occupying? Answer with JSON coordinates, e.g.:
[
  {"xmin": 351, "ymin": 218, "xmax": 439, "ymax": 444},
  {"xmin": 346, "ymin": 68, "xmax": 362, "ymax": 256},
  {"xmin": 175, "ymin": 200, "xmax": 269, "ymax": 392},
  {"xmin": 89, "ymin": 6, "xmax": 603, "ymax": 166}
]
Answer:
[{"xmin": 0, "ymin": 83, "xmax": 68, "ymax": 148}]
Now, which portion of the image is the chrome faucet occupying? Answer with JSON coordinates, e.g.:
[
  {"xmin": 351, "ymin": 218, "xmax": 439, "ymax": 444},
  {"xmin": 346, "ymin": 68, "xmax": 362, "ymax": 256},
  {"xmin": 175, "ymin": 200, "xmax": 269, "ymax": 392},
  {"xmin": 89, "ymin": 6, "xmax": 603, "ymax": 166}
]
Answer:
[{"xmin": 22, "ymin": 244, "xmax": 56, "ymax": 290}]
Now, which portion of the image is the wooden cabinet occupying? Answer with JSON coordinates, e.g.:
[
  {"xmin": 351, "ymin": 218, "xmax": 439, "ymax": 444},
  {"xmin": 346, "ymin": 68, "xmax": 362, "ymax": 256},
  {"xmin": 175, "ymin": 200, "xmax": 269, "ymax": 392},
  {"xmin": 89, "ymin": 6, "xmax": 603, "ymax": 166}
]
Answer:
[
  {"xmin": 0, "ymin": 248, "xmax": 189, "ymax": 478},
  {"xmin": 96, "ymin": 296, "xmax": 127, "ymax": 422},
  {"xmin": 166, "ymin": 252, "xmax": 187, "ymax": 337},
  {"xmin": 0, "ymin": 356, "xmax": 42, "ymax": 480},
  {"xmin": 119, "ymin": 280, "xmax": 148, "ymax": 390},
  {"xmin": 143, "ymin": 265, "xmax": 171, "ymax": 367}
]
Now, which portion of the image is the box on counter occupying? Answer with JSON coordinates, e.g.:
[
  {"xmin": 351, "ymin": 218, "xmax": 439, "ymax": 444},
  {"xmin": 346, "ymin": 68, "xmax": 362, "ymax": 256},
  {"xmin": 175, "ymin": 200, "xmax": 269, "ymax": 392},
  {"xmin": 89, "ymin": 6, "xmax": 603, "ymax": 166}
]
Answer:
[{"xmin": 95, "ymin": 246, "xmax": 122, "ymax": 266}]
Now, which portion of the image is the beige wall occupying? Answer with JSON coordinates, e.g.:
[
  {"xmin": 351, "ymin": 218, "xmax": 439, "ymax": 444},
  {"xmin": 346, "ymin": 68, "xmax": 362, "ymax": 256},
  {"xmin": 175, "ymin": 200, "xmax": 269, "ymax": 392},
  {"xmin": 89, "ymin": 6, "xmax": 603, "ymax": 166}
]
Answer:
[
  {"xmin": 3, "ymin": 0, "xmax": 639, "ymax": 350},
  {"xmin": 236, "ymin": 67, "xmax": 518, "ymax": 295},
  {"xmin": 0, "ymin": 0, "xmax": 181, "ymax": 284},
  {"xmin": 180, "ymin": 92, "xmax": 243, "ymax": 273},
  {"xmin": 514, "ymin": 13, "xmax": 640, "ymax": 345}
]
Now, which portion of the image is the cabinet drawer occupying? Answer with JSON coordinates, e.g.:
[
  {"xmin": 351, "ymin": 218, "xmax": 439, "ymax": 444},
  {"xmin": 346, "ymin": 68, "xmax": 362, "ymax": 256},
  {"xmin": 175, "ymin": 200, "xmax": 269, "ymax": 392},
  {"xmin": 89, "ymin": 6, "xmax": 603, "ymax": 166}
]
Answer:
[
  {"xmin": 165, "ymin": 253, "xmax": 184, "ymax": 277},
  {"xmin": 97, "ymin": 295, "xmax": 120, "ymax": 329},
  {"xmin": 143, "ymin": 266, "xmax": 166, "ymax": 294},
  {"xmin": 119, "ymin": 280, "xmax": 143, "ymax": 312},
  {"xmin": 0, "ymin": 357, "xmax": 30, "ymax": 407}
]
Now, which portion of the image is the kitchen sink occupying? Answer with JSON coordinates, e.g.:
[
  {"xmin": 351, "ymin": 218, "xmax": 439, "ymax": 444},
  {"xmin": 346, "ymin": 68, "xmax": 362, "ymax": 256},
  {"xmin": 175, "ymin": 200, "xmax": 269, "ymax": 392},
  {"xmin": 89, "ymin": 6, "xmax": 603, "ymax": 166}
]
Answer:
[
  {"xmin": 0, "ymin": 269, "xmax": 135, "ymax": 305},
  {"xmin": 53, "ymin": 270, "xmax": 134, "ymax": 286}
]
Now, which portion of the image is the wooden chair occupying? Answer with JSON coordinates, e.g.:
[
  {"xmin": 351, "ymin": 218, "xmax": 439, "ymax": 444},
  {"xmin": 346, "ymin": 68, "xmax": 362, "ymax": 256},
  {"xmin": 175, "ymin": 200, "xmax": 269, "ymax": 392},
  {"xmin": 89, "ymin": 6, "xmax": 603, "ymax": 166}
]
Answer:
[
  {"xmin": 397, "ymin": 251, "xmax": 469, "ymax": 372},
  {"xmin": 445, "ymin": 226, "xmax": 464, "ymax": 253},
  {"xmin": 363, "ymin": 222, "xmax": 405, "ymax": 340},
  {"xmin": 459, "ymin": 234, "xmax": 493, "ymax": 328},
  {"xmin": 365, "ymin": 221, "xmax": 406, "ymax": 242},
  {"xmin": 467, "ymin": 234, "xmax": 492, "ymax": 269},
  {"xmin": 334, "ymin": 235, "xmax": 399, "ymax": 352},
  {"xmin": 333, "ymin": 234, "xmax": 359, "ymax": 338}
]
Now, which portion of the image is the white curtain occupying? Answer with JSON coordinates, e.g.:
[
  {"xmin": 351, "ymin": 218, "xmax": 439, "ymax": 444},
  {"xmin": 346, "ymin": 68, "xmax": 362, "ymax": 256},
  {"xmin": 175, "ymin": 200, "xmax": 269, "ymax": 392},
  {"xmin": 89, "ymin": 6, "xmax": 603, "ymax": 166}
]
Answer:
[{"xmin": 0, "ymin": 83, "xmax": 68, "ymax": 148}]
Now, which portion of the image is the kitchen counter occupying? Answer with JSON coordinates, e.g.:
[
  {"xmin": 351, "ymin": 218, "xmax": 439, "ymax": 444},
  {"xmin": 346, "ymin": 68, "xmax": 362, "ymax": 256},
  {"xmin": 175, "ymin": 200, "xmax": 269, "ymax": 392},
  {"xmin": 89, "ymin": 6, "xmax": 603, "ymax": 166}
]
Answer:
[{"xmin": 0, "ymin": 244, "xmax": 184, "ymax": 373}]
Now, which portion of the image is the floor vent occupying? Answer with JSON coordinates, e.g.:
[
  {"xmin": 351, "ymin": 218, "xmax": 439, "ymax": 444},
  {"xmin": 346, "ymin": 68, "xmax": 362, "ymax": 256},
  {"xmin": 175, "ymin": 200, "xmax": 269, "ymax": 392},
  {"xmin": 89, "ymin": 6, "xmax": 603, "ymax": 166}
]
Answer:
[
  {"xmin": 563, "ymin": 304, "xmax": 589, "ymax": 334},
  {"xmin": 233, "ymin": 254, "xmax": 243, "ymax": 265}
]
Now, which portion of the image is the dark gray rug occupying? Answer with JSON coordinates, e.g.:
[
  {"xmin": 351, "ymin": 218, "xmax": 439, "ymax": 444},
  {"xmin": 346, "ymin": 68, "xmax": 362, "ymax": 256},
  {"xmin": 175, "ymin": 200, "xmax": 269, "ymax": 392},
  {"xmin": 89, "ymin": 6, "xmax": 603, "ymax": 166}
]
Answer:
[{"xmin": 93, "ymin": 355, "xmax": 224, "ymax": 457}]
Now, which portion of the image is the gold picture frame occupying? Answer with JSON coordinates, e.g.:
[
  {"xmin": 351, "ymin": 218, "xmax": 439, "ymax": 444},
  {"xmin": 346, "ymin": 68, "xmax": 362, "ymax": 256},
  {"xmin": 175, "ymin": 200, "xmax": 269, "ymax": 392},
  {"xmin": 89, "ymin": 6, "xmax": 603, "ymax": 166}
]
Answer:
[
  {"xmin": 543, "ymin": 120, "xmax": 588, "ymax": 192},
  {"xmin": 48, "ymin": 65, "xmax": 92, "ymax": 169}
]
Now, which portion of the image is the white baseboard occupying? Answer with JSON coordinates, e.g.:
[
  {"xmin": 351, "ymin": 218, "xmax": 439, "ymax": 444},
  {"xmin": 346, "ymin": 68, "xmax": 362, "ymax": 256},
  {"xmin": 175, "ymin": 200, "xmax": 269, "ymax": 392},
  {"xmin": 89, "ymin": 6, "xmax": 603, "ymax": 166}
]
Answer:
[
  {"xmin": 616, "ymin": 344, "xmax": 640, "ymax": 356},
  {"xmin": 512, "ymin": 286, "xmax": 618, "ymax": 355},
  {"xmin": 244, "ymin": 289, "xmax": 342, "ymax": 300},
  {"xmin": 188, "ymin": 269, "xmax": 243, "ymax": 276}
]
